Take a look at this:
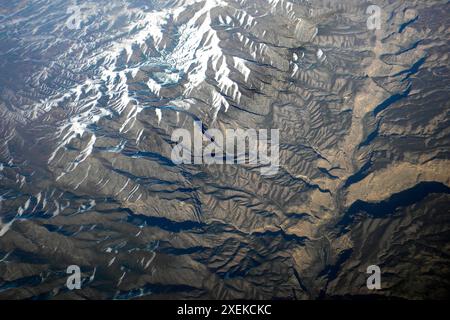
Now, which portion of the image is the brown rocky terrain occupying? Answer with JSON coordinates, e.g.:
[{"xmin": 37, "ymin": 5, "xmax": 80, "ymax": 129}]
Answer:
[{"xmin": 0, "ymin": 0, "xmax": 449, "ymax": 299}]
